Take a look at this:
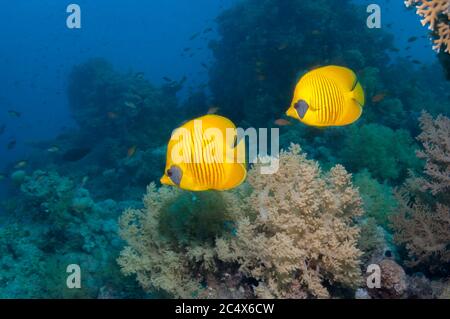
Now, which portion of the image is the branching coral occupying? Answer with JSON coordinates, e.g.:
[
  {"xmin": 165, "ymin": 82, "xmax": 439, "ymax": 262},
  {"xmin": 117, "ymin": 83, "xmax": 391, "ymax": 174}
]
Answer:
[
  {"xmin": 118, "ymin": 185, "xmax": 232, "ymax": 298},
  {"xmin": 118, "ymin": 145, "xmax": 364, "ymax": 299},
  {"xmin": 405, "ymin": 0, "xmax": 450, "ymax": 53},
  {"xmin": 216, "ymin": 144, "xmax": 364, "ymax": 298},
  {"xmin": 391, "ymin": 198, "xmax": 450, "ymax": 270},
  {"xmin": 391, "ymin": 112, "xmax": 450, "ymax": 274},
  {"xmin": 415, "ymin": 112, "xmax": 450, "ymax": 194}
]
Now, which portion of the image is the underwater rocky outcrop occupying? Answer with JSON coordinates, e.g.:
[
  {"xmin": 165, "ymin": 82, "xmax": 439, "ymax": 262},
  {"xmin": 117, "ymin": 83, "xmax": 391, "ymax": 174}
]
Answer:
[
  {"xmin": 29, "ymin": 58, "xmax": 206, "ymax": 201},
  {"xmin": 208, "ymin": 0, "xmax": 449, "ymax": 189},
  {"xmin": 0, "ymin": 170, "xmax": 142, "ymax": 298},
  {"xmin": 118, "ymin": 145, "xmax": 364, "ymax": 299},
  {"xmin": 68, "ymin": 58, "xmax": 179, "ymax": 145},
  {"xmin": 208, "ymin": 0, "xmax": 395, "ymax": 128}
]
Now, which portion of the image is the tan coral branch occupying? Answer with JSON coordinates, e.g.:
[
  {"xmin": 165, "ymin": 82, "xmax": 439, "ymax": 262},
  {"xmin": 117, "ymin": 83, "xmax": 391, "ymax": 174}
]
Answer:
[{"xmin": 405, "ymin": 0, "xmax": 450, "ymax": 52}]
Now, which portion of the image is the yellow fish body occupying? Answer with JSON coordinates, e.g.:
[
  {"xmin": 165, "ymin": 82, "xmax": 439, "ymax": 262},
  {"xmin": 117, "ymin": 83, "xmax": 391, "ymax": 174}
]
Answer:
[
  {"xmin": 161, "ymin": 115, "xmax": 246, "ymax": 191},
  {"xmin": 286, "ymin": 65, "xmax": 365, "ymax": 127}
]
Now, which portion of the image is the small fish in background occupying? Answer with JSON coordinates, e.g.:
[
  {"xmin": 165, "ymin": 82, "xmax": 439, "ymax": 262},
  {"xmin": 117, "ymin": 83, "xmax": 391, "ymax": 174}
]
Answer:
[
  {"xmin": 124, "ymin": 101, "xmax": 137, "ymax": 109},
  {"xmin": 207, "ymin": 106, "xmax": 220, "ymax": 114},
  {"xmin": 183, "ymin": 47, "xmax": 191, "ymax": 52},
  {"xmin": 386, "ymin": 23, "xmax": 393, "ymax": 28},
  {"xmin": 189, "ymin": 32, "xmax": 200, "ymax": 40},
  {"xmin": 127, "ymin": 145, "xmax": 137, "ymax": 158},
  {"xmin": 372, "ymin": 93, "xmax": 387, "ymax": 103},
  {"xmin": 278, "ymin": 42, "xmax": 289, "ymax": 51},
  {"xmin": 274, "ymin": 119, "xmax": 292, "ymax": 126},
  {"xmin": 135, "ymin": 72, "xmax": 145, "ymax": 79},
  {"xmin": 161, "ymin": 115, "xmax": 247, "ymax": 191},
  {"xmin": 412, "ymin": 60, "xmax": 422, "ymax": 65},
  {"xmin": 257, "ymin": 74, "xmax": 266, "ymax": 81},
  {"xmin": 408, "ymin": 36, "xmax": 418, "ymax": 43},
  {"xmin": 286, "ymin": 65, "xmax": 365, "ymax": 127},
  {"xmin": 163, "ymin": 76, "xmax": 173, "ymax": 82},
  {"xmin": 203, "ymin": 27, "xmax": 213, "ymax": 34},
  {"xmin": 7, "ymin": 139, "xmax": 16, "ymax": 150},
  {"xmin": 405, "ymin": 46, "xmax": 411, "ymax": 51},
  {"xmin": 8, "ymin": 110, "xmax": 21, "ymax": 118},
  {"xmin": 62, "ymin": 147, "xmax": 91, "ymax": 162},
  {"xmin": 0, "ymin": 124, "xmax": 5, "ymax": 135},
  {"xmin": 107, "ymin": 112, "xmax": 119, "ymax": 120},
  {"xmin": 14, "ymin": 160, "xmax": 28, "ymax": 169},
  {"xmin": 390, "ymin": 47, "xmax": 400, "ymax": 53},
  {"xmin": 81, "ymin": 176, "xmax": 89, "ymax": 187},
  {"xmin": 47, "ymin": 145, "xmax": 60, "ymax": 153},
  {"xmin": 201, "ymin": 63, "xmax": 209, "ymax": 69}
]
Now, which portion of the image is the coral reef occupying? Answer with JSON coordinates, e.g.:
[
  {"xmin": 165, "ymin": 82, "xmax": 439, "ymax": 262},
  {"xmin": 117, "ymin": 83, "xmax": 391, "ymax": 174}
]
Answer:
[
  {"xmin": 216, "ymin": 144, "xmax": 363, "ymax": 298},
  {"xmin": 118, "ymin": 185, "xmax": 235, "ymax": 298},
  {"xmin": 68, "ymin": 59, "xmax": 179, "ymax": 145},
  {"xmin": 357, "ymin": 217, "xmax": 387, "ymax": 264},
  {"xmin": 0, "ymin": 170, "xmax": 142, "ymax": 298},
  {"xmin": 339, "ymin": 124, "xmax": 421, "ymax": 182},
  {"xmin": 119, "ymin": 145, "xmax": 364, "ymax": 299},
  {"xmin": 367, "ymin": 259, "xmax": 408, "ymax": 299},
  {"xmin": 354, "ymin": 170, "xmax": 398, "ymax": 228},
  {"xmin": 209, "ymin": 0, "xmax": 394, "ymax": 127},
  {"xmin": 406, "ymin": 0, "xmax": 450, "ymax": 79},
  {"xmin": 2, "ymin": 0, "xmax": 450, "ymax": 300},
  {"xmin": 415, "ymin": 112, "xmax": 450, "ymax": 194},
  {"xmin": 405, "ymin": 0, "xmax": 450, "ymax": 53},
  {"xmin": 32, "ymin": 58, "xmax": 202, "ymax": 201},
  {"xmin": 391, "ymin": 112, "xmax": 450, "ymax": 276}
]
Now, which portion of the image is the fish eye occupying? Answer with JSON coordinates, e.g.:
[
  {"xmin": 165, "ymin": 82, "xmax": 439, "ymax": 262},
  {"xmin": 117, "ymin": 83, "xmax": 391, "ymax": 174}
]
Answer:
[
  {"xmin": 294, "ymin": 99, "xmax": 306, "ymax": 109},
  {"xmin": 167, "ymin": 170, "xmax": 172, "ymax": 177},
  {"xmin": 294, "ymin": 100, "xmax": 309, "ymax": 119}
]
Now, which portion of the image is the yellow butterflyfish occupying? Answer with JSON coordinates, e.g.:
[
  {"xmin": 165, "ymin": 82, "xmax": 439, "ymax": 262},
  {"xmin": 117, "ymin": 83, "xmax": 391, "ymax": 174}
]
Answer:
[
  {"xmin": 286, "ymin": 65, "xmax": 365, "ymax": 127},
  {"xmin": 160, "ymin": 115, "xmax": 246, "ymax": 191}
]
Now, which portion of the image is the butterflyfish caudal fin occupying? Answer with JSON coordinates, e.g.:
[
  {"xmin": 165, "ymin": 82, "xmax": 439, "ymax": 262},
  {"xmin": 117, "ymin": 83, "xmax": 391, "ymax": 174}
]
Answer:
[
  {"xmin": 337, "ymin": 81, "xmax": 365, "ymax": 126},
  {"xmin": 218, "ymin": 162, "xmax": 247, "ymax": 191},
  {"xmin": 351, "ymin": 80, "xmax": 365, "ymax": 107}
]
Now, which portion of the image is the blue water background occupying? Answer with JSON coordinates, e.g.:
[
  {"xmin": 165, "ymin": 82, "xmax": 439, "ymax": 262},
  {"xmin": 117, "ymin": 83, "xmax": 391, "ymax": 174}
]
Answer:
[{"xmin": 0, "ymin": 0, "xmax": 439, "ymax": 198}]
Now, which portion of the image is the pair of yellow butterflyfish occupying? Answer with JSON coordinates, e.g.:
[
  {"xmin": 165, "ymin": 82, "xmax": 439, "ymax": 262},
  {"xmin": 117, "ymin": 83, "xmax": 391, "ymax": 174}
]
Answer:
[{"xmin": 161, "ymin": 65, "xmax": 365, "ymax": 191}]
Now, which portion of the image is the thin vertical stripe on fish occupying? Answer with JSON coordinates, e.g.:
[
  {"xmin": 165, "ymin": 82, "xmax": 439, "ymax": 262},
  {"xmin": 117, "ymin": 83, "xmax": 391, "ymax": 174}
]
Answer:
[
  {"xmin": 161, "ymin": 114, "xmax": 246, "ymax": 191},
  {"xmin": 286, "ymin": 65, "xmax": 365, "ymax": 127}
]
